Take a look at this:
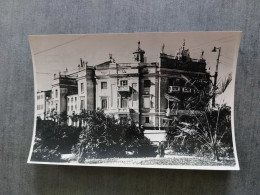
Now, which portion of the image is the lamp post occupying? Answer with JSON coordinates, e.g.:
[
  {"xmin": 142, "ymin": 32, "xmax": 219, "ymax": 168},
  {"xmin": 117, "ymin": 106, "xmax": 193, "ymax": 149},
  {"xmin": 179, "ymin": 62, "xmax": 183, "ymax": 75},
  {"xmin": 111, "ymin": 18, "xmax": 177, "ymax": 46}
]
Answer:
[{"xmin": 212, "ymin": 46, "xmax": 221, "ymax": 107}]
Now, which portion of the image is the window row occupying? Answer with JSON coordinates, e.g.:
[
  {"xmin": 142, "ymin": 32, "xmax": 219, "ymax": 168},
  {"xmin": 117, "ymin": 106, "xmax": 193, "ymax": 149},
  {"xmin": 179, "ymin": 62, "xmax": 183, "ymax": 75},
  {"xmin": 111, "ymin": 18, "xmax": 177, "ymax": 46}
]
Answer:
[
  {"xmin": 67, "ymin": 105, "xmax": 77, "ymax": 111},
  {"xmin": 68, "ymin": 96, "xmax": 77, "ymax": 103},
  {"xmin": 36, "ymin": 104, "xmax": 43, "ymax": 110},
  {"xmin": 100, "ymin": 96, "xmax": 152, "ymax": 110},
  {"xmin": 67, "ymin": 100, "xmax": 85, "ymax": 111},
  {"xmin": 100, "ymin": 80, "xmax": 151, "ymax": 89},
  {"xmin": 37, "ymin": 95, "xmax": 43, "ymax": 100}
]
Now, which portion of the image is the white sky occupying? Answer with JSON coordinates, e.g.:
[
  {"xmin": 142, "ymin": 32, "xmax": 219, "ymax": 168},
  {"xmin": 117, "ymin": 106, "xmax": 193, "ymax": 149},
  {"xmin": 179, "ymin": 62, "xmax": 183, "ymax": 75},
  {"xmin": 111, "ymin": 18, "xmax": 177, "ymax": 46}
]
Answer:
[{"xmin": 29, "ymin": 32, "xmax": 241, "ymax": 106}]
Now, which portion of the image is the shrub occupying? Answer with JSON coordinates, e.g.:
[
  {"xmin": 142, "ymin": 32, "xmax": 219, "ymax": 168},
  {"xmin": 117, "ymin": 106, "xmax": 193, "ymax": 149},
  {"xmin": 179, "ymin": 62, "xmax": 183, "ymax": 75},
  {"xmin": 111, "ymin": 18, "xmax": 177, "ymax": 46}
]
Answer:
[
  {"xmin": 72, "ymin": 110, "xmax": 156, "ymax": 161},
  {"xmin": 31, "ymin": 119, "xmax": 81, "ymax": 162},
  {"xmin": 165, "ymin": 105, "xmax": 234, "ymax": 160},
  {"xmin": 31, "ymin": 139, "xmax": 61, "ymax": 162}
]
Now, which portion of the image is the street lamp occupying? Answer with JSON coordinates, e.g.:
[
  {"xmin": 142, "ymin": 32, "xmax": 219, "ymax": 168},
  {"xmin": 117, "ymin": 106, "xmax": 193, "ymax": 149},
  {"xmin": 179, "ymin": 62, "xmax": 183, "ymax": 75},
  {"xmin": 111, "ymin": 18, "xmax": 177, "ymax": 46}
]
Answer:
[{"xmin": 212, "ymin": 46, "xmax": 221, "ymax": 107}]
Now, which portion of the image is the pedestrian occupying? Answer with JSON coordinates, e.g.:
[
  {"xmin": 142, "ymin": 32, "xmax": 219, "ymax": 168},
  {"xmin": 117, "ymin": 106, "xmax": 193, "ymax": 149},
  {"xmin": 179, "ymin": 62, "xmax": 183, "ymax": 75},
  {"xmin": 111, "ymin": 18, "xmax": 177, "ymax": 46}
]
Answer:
[{"xmin": 158, "ymin": 142, "xmax": 165, "ymax": 157}]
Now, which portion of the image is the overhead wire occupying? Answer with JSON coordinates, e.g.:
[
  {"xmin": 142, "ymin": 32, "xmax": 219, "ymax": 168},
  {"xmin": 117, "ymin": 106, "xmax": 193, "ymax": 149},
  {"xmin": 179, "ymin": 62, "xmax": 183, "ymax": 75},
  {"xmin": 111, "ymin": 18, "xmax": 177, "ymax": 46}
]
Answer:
[
  {"xmin": 188, "ymin": 35, "xmax": 236, "ymax": 49},
  {"xmin": 188, "ymin": 38, "xmax": 236, "ymax": 52},
  {"xmin": 34, "ymin": 35, "xmax": 86, "ymax": 55}
]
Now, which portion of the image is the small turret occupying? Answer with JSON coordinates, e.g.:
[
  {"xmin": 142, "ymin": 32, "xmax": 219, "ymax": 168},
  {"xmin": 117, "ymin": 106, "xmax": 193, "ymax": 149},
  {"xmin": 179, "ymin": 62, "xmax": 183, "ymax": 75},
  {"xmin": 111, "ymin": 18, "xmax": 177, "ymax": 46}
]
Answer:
[
  {"xmin": 109, "ymin": 53, "xmax": 115, "ymax": 63},
  {"xmin": 180, "ymin": 40, "xmax": 190, "ymax": 62},
  {"xmin": 133, "ymin": 41, "xmax": 145, "ymax": 63}
]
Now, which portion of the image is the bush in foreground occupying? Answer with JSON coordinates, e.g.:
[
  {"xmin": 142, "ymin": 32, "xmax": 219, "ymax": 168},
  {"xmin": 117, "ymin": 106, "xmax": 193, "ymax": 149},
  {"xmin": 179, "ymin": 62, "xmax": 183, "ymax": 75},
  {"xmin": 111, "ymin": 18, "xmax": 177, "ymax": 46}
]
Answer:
[
  {"xmin": 31, "ymin": 118, "xmax": 81, "ymax": 162},
  {"xmin": 72, "ymin": 110, "xmax": 156, "ymax": 162}
]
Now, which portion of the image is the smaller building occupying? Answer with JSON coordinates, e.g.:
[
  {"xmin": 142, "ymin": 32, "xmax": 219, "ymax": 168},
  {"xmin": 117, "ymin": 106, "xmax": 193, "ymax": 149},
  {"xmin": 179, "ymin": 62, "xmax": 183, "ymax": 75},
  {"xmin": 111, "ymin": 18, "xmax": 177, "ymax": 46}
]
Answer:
[
  {"xmin": 67, "ymin": 94, "xmax": 79, "ymax": 125},
  {"xmin": 36, "ymin": 90, "xmax": 51, "ymax": 120},
  {"xmin": 65, "ymin": 58, "xmax": 95, "ymax": 126},
  {"xmin": 49, "ymin": 72, "xmax": 78, "ymax": 117}
]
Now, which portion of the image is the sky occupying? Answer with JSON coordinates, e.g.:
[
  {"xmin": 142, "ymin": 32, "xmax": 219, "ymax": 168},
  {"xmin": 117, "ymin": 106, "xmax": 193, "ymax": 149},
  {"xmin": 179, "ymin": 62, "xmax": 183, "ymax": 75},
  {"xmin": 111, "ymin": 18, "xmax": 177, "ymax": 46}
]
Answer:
[{"xmin": 29, "ymin": 32, "xmax": 241, "ymax": 106}]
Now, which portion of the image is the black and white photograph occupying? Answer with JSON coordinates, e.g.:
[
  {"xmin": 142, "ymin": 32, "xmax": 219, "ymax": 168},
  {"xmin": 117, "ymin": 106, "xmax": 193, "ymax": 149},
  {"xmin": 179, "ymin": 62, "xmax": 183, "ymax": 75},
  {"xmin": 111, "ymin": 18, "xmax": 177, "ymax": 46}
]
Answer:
[{"xmin": 28, "ymin": 32, "xmax": 241, "ymax": 170}]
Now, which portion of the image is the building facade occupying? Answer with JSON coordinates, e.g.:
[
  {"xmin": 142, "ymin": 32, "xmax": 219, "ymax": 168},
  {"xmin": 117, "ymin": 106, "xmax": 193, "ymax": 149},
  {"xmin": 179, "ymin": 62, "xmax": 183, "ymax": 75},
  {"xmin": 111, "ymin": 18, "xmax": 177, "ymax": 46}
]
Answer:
[
  {"xmin": 36, "ymin": 41, "xmax": 212, "ymax": 142},
  {"xmin": 36, "ymin": 90, "xmax": 51, "ymax": 120},
  {"xmin": 66, "ymin": 59, "xmax": 95, "ymax": 125}
]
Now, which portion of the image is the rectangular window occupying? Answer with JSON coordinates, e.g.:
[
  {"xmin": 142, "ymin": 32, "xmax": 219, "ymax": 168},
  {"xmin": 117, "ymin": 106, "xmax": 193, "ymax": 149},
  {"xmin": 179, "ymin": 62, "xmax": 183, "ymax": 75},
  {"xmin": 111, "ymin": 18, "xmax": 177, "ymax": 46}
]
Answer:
[
  {"xmin": 117, "ymin": 98, "xmax": 120, "ymax": 108},
  {"xmin": 81, "ymin": 83, "xmax": 84, "ymax": 94},
  {"xmin": 67, "ymin": 106, "xmax": 69, "ymax": 111},
  {"xmin": 80, "ymin": 100, "xmax": 85, "ymax": 110},
  {"xmin": 101, "ymin": 82, "xmax": 107, "ymax": 89},
  {"xmin": 120, "ymin": 80, "xmax": 128, "ymax": 86},
  {"xmin": 71, "ymin": 97, "xmax": 73, "ymax": 102},
  {"xmin": 75, "ymin": 97, "xmax": 77, "ymax": 101},
  {"xmin": 111, "ymin": 84, "xmax": 116, "ymax": 107},
  {"xmin": 101, "ymin": 99, "xmax": 107, "ymax": 109},
  {"xmin": 121, "ymin": 97, "xmax": 128, "ymax": 108},
  {"xmin": 55, "ymin": 90, "xmax": 58, "ymax": 98},
  {"xmin": 144, "ymin": 80, "xmax": 151, "ymax": 88},
  {"xmin": 143, "ymin": 96, "xmax": 150, "ymax": 109},
  {"xmin": 133, "ymin": 93, "xmax": 138, "ymax": 101},
  {"xmin": 145, "ymin": 117, "xmax": 149, "ymax": 123},
  {"xmin": 132, "ymin": 83, "xmax": 138, "ymax": 107},
  {"xmin": 75, "ymin": 105, "xmax": 77, "ymax": 110},
  {"xmin": 68, "ymin": 98, "xmax": 69, "ymax": 103},
  {"xmin": 55, "ymin": 103, "xmax": 58, "ymax": 110},
  {"xmin": 71, "ymin": 105, "xmax": 73, "ymax": 111}
]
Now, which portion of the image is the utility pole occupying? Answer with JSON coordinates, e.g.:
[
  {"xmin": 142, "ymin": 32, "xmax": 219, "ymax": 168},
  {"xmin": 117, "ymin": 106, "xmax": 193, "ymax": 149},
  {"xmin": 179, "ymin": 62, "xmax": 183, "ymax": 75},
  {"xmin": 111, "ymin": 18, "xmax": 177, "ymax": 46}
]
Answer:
[{"xmin": 212, "ymin": 46, "xmax": 221, "ymax": 107}]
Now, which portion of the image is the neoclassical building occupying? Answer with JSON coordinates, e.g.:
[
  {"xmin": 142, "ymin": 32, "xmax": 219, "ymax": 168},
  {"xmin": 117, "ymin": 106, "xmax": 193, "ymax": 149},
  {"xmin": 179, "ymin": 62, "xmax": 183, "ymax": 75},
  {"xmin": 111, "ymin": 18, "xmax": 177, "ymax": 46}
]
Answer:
[
  {"xmin": 36, "ymin": 41, "xmax": 211, "ymax": 142},
  {"xmin": 94, "ymin": 42, "xmax": 159, "ymax": 129}
]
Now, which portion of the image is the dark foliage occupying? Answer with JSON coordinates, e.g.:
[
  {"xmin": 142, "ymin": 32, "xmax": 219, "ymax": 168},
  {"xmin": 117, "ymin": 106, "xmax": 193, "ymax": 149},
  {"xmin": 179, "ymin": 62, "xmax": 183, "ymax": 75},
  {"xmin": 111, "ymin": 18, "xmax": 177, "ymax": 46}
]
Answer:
[
  {"xmin": 166, "ymin": 105, "xmax": 233, "ymax": 159},
  {"xmin": 31, "ymin": 118, "xmax": 81, "ymax": 162},
  {"xmin": 72, "ymin": 109, "xmax": 156, "ymax": 162}
]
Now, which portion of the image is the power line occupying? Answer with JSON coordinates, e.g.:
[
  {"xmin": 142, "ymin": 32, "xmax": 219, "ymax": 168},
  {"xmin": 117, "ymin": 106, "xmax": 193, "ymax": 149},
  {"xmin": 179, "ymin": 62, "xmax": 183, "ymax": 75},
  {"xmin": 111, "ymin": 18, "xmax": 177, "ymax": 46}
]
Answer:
[
  {"xmin": 207, "ymin": 57, "xmax": 233, "ymax": 66},
  {"xmin": 34, "ymin": 35, "xmax": 86, "ymax": 55},
  {"xmin": 188, "ymin": 36, "xmax": 236, "ymax": 51},
  {"xmin": 220, "ymin": 59, "xmax": 233, "ymax": 66},
  {"xmin": 221, "ymin": 55, "xmax": 233, "ymax": 61},
  {"xmin": 188, "ymin": 35, "xmax": 235, "ymax": 49},
  {"xmin": 189, "ymin": 39, "xmax": 236, "ymax": 52}
]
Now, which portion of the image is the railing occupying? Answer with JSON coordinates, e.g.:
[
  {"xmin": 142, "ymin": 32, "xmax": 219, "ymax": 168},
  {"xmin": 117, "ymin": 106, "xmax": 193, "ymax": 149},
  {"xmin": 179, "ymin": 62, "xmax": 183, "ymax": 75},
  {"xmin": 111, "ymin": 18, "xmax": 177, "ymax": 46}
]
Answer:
[
  {"xmin": 182, "ymin": 87, "xmax": 192, "ymax": 93},
  {"xmin": 117, "ymin": 86, "xmax": 130, "ymax": 92},
  {"xmin": 168, "ymin": 86, "xmax": 181, "ymax": 93},
  {"xmin": 117, "ymin": 108, "xmax": 129, "ymax": 113},
  {"xmin": 168, "ymin": 86, "xmax": 192, "ymax": 93}
]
